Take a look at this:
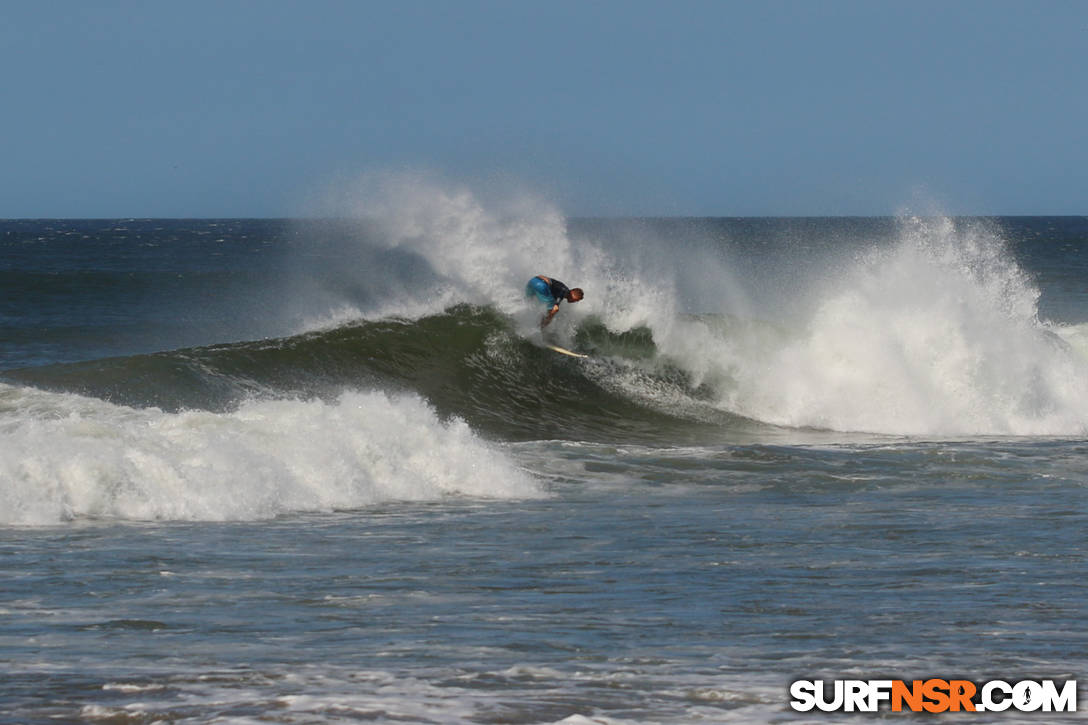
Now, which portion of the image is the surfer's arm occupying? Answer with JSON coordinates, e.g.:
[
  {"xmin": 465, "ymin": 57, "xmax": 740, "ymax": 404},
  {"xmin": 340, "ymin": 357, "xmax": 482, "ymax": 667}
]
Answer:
[{"xmin": 541, "ymin": 304, "xmax": 560, "ymax": 327}]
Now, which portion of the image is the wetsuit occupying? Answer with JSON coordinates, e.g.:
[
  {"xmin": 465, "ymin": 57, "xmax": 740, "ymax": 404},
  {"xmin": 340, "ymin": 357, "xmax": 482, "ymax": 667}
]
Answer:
[{"xmin": 525, "ymin": 276, "xmax": 571, "ymax": 307}]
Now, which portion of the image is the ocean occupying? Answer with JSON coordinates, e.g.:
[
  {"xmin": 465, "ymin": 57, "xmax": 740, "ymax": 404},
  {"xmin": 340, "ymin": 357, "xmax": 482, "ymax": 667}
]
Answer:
[{"xmin": 1, "ymin": 185, "xmax": 1086, "ymax": 722}]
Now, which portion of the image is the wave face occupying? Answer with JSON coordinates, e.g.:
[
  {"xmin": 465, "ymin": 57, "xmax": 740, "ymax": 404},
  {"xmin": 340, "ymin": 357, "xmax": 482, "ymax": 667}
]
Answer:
[{"xmin": 6, "ymin": 306, "xmax": 745, "ymax": 445}]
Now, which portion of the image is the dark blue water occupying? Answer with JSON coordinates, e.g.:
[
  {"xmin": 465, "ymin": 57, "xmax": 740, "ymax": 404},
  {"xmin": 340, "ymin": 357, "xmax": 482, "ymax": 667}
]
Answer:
[{"xmin": 0, "ymin": 219, "xmax": 294, "ymax": 368}]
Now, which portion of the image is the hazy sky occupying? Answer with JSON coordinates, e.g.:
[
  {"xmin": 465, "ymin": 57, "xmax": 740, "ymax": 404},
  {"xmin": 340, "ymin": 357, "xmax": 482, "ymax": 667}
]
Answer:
[{"xmin": 3, "ymin": 0, "xmax": 1086, "ymax": 218}]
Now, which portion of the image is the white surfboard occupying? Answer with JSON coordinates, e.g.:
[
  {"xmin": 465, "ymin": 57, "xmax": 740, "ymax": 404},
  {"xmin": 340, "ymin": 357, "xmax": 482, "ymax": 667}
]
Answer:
[{"xmin": 545, "ymin": 344, "xmax": 589, "ymax": 359}]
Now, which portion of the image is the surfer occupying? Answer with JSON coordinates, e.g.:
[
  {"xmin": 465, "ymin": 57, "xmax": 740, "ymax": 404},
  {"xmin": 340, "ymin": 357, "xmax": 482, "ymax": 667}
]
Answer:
[{"xmin": 525, "ymin": 275, "xmax": 584, "ymax": 328}]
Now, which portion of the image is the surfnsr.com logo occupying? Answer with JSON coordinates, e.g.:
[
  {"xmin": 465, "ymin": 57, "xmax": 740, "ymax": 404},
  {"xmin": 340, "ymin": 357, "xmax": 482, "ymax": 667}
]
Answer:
[{"xmin": 789, "ymin": 679, "xmax": 1077, "ymax": 713}]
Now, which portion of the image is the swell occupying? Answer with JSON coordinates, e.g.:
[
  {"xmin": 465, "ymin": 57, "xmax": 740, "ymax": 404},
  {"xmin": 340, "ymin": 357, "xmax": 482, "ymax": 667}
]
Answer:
[{"xmin": 3, "ymin": 306, "xmax": 746, "ymax": 445}]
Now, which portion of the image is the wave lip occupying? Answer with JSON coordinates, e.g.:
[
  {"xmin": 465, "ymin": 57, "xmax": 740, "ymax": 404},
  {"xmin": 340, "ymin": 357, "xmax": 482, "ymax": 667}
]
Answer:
[{"xmin": 0, "ymin": 385, "xmax": 540, "ymax": 526}]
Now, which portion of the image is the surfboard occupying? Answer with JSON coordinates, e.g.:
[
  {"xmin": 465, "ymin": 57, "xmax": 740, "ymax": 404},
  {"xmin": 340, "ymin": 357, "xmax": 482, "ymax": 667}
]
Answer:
[{"xmin": 545, "ymin": 344, "xmax": 589, "ymax": 358}]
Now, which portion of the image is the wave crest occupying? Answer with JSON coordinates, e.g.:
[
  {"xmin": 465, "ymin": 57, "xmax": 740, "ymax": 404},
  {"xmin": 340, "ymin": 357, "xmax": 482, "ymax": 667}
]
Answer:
[{"xmin": 0, "ymin": 385, "xmax": 539, "ymax": 526}]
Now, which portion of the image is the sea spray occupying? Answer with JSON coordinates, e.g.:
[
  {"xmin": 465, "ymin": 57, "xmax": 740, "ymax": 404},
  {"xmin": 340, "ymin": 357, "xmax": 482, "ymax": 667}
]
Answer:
[
  {"xmin": 720, "ymin": 216, "xmax": 1088, "ymax": 435},
  {"xmin": 290, "ymin": 172, "xmax": 577, "ymax": 327},
  {"xmin": 291, "ymin": 171, "xmax": 706, "ymax": 343},
  {"xmin": 0, "ymin": 384, "xmax": 540, "ymax": 526}
]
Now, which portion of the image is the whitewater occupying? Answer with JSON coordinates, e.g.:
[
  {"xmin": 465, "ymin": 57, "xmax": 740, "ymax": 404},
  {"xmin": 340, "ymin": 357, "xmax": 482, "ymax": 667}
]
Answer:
[
  {"xmin": 1, "ymin": 182, "xmax": 1085, "ymax": 722},
  {"xmin": 291, "ymin": 176, "xmax": 1088, "ymax": 437}
]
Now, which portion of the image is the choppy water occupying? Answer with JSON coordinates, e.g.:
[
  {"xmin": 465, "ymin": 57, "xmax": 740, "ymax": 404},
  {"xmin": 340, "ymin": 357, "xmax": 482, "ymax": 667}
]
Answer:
[{"xmin": 2, "ymin": 182, "xmax": 1086, "ymax": 722}]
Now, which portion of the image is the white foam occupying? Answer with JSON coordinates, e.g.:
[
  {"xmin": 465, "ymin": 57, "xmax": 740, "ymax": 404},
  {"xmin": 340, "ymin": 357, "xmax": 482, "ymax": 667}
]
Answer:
[
  {"xmin": 0, "ymin": 384, "xmax": 539, "ymax": 526},
  {"xmin": 716, "ymin": 216, "xmax": 1088, "ymax": 435},
  {"xmin": 80, "ymin": 663, "xmax": 788, "ymax": 725}
]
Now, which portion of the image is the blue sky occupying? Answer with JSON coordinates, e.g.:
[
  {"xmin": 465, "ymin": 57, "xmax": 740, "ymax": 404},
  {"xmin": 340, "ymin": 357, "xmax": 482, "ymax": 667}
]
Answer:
[{"xmin": 3, "ymin": 0, "xmax": 1086, "ymax": 217}]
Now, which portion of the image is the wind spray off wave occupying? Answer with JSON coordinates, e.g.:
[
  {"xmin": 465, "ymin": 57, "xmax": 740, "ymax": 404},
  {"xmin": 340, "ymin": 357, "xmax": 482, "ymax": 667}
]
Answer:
[
  {"xmin": 291, "ymin": 172, "xmax": 685, "ymax": 339},
  {"xmin": 292, "ymin": 173, "xmax": 575, "ymax": 326}
]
